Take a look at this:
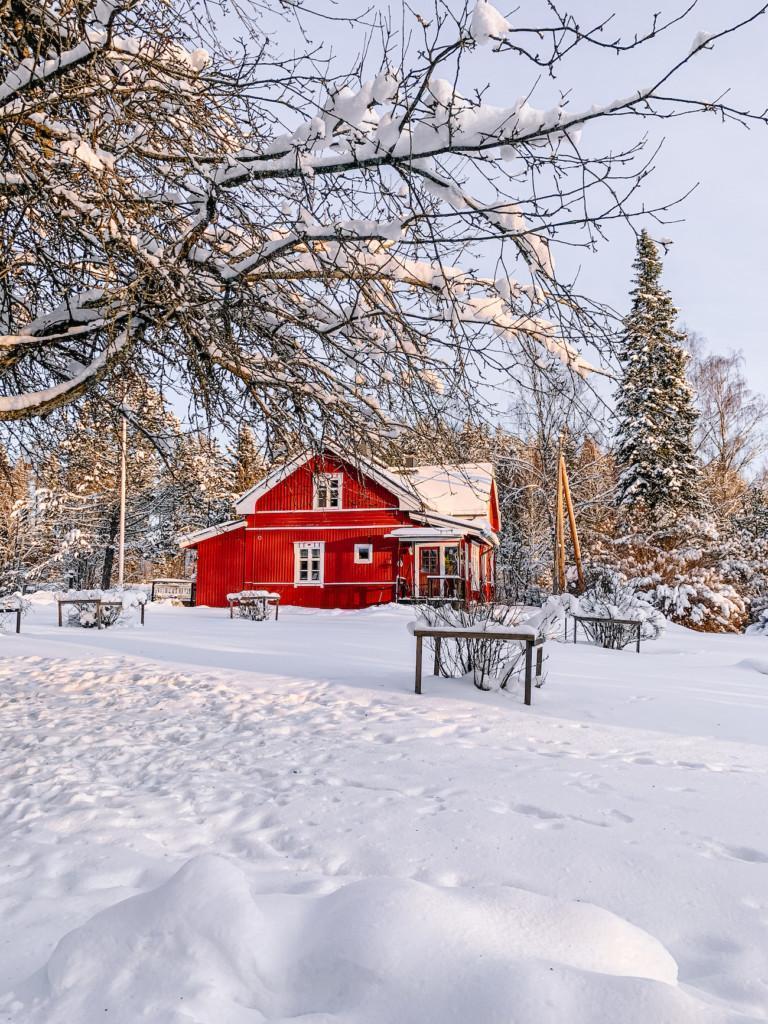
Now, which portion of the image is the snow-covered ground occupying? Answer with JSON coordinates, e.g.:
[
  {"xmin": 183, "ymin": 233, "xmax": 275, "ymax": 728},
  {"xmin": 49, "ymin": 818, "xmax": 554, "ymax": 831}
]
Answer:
[{"xmin": 1, "ymin": 598, "xmax": 767, "ymax": 1023}]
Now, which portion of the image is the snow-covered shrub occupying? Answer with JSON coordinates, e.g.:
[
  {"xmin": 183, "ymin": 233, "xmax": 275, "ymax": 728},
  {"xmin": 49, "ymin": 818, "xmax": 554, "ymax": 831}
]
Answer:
[
  {"xmin": 527, "ymin": 569, "xmax": 664, "ymax": 648},
  {"xmin": 227, "ymin": 591, "xmax": 278, "ymax": 621},
  {"xmin": 0, "ymin": 592, "xmax": 30, "ymax": 633},
  {"xmin": 576, "ymin": 566, "xmax": 665, "ymax": 645},
  {"xmin": 413, "ymin": 603, "xmax": 532, "ymax": 691},
  {"xmin": 746, "ymin": 608, "xmax": 768, "ymax": 636},
  {"xmin": 55, "ymin": 589, "xmax": 147, "ymax": 628},
  {"xmin": 643, "ymin": 577, "xmax": 747, "ymax": 633},
  {"xmin": 593, "ymin": 516, "xmax": 750, "ymax": 634}
]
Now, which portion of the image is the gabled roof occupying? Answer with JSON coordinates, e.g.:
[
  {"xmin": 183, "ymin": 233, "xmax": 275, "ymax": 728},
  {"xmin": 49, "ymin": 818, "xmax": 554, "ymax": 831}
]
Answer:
[
  {"xmin": 233, "ymin": 447, "xmax": 423, "ymax": 515},
  {"xmin": 179, "ymin": 518, "xmax": 245, "ymax": 549},
  {"xmin": 390, "ymin": 462, "xmax": 498, "ymax": 522},
  {"xmin": 229, "ymin": 448, "xmax": 499, "ymax": 543}
]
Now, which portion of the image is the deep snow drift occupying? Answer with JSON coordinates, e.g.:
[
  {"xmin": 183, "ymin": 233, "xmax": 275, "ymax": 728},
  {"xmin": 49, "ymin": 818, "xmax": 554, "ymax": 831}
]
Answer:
[{"xmin": 1, "ymin": 599, "xmax": 767, "ymax": 1022}]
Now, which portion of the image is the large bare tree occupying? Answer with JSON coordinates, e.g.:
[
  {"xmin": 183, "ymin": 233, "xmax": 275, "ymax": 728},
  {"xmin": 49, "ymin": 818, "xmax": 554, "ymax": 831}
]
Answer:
[{"xmin": 2, "ymin": 0, "xmax": 767, "ymax": 452}]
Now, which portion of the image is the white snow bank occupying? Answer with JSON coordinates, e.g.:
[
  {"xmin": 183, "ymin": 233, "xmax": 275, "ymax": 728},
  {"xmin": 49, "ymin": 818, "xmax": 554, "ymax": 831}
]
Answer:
[{"xmin": 7, "ymin": 853, "xmax": 706, "ymax": 1024}]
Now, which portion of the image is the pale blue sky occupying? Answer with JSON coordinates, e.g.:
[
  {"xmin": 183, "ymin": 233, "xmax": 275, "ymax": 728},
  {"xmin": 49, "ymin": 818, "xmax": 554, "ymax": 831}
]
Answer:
[{"xmin": 258, "ymin": 0, "xmax": 768, "ymax": 393}]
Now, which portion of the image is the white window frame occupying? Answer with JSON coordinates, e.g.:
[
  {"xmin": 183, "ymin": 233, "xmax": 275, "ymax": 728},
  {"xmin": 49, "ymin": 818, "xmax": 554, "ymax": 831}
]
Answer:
[
  {"xmin": 294, "ymin": 541, "xmax": 325, "ymax": 585},
  {"xmin": 470, "ymin": 543, "xmax": 481, "ymax": 589},
  {"xmin": 354, "ymin": 542, "xmax": 373, "ymax": 564},
  {"xmin": 313, "ymin": 472, "xmax": 343, "ymax": 510}
]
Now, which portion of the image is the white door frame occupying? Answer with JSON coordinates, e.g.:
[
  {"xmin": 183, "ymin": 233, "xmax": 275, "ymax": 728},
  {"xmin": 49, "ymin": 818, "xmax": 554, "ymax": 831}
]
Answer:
[{"xmin": 414, "ymin": 542, "xmax": 462, "ymax": 597}]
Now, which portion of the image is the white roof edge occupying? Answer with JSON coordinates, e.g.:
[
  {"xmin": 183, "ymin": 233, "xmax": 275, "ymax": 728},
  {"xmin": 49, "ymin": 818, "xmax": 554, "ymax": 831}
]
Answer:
[
  {"xmin": 179, "ymin": 519, "xmax": 245, "ymax": 548},
  {"xmin": 410, "ymin": 510, "xmax": 499, "ymax": 547},
  {"xmin": 234, "ymin": 446, "xmax": 423, "ymax": 514},
  {"xmin": 384, "ymin": 527, "xmax": 464, "ymax": 540}
]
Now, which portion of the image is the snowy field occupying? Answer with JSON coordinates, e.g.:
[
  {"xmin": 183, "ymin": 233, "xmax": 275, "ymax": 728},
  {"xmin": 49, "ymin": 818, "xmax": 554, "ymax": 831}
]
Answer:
[{"xmin": 1, "ymin": 599, "xmax": 767, "ymax": 1023}]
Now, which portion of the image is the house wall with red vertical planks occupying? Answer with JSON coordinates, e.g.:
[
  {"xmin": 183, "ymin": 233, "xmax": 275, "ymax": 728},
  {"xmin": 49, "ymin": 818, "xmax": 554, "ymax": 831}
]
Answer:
[{"xmin": 187, "ymin": 453, "xmax": 498, "ymax": 608}]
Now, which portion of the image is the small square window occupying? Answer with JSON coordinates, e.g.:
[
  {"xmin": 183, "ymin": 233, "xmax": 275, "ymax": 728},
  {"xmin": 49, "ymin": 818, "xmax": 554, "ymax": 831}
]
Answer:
[
  {"xmin": 354, "ymin": 543, "xmax": 373, "ymax": 564},
  {"xmin": 314, "ymin": 473, "xmax": 343, "ymax": 510}
]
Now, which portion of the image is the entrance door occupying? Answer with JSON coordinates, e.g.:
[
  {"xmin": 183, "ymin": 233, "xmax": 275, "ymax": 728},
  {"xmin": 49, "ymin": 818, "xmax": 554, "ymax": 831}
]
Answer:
[
  {"xmin": 418, "ymin": 546, "xmax": 440, "ymax": 597},
  {"xmin": 443, "ymin": 545, "xmax": 461, "ymax": 599}
]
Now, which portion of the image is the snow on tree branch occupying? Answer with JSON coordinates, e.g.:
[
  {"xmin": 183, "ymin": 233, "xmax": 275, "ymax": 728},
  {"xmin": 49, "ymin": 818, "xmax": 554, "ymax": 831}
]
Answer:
[{"xmin": 2, "ymin": 0, "xmax": 767, "ymax": 451}]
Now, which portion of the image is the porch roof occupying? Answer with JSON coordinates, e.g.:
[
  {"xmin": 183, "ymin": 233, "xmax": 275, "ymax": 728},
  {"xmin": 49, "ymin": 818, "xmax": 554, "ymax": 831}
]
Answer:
[
  {"xmin": 384, "ymin": 527, "xmax": 464, "ymax": 543},
  {"xmin": 179, "ymin": 518, "xmax": 245, "ymax": 548}
]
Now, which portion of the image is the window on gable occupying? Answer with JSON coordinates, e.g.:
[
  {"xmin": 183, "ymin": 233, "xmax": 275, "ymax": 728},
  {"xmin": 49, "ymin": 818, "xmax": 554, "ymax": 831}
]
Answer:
[
  {"xmin": 295, "ymin": 541, "xmax": 324, "ymax": 584},
  {"xmin": 314, "ymin": 473, "xmax": 342, "ymax": 509},
  {"xmin": 354, "ymin": 543, "xmax": 373, "ymax": 564}
]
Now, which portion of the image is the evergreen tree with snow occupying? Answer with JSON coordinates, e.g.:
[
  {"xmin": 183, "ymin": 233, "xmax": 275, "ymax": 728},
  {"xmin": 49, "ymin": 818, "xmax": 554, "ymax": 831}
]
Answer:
[
  {"xmin": 615, "ymin": 231, "xmax": 700, "ymax": 521},
  {"xmin": 230, "ymin": 426, "xmax": 266, "ymax": 495}
]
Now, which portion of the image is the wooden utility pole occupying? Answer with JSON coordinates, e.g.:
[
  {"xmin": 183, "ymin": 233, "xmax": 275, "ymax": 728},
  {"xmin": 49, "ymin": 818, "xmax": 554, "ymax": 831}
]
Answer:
[
  {"xmin": 554, "ymin": 454, "xmax": 566, "ymax": 593},
  {"xmin": 553, "ymin": 450, "xmax": 584, "ymax": 594},
  {"xmin": 117, "ymin": 415, "xmax": 127, "ymax": 586}
]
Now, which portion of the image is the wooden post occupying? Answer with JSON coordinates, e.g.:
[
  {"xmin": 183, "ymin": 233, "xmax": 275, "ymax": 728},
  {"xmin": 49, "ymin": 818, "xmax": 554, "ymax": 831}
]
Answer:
[
  {"xmin": 15, "ymin": 608, "xmax": 21, "ymax": 634},
  {"xmin": 554, "ymin": 455, "xmax": 565, "ymax": 593},
  {"xmin": 560, "ymin": 455, "xmax": 585, "ymax": 593},
  {"xmin": 97, "ymin": 600, "xmax": 103, "ymax": 630},
  {"xmin": 415, "ymin": 635, "xmax": 423, "ymax": 694},
  {"xmin": 140, "ymin": 602, "xmax": 145, "ymax": 626},
  {"xmin": 118, "ymin": 415, "xmax": 127, "ymax": 587},
  {"xmin": 524, "ymin": 640, "xmax": 533, "ymax": 706},
  {"xmin": 57, "ymin": 601, "xmax": 62, "ymax": 627},
  {"xmin": 636, "ymin": 623, "xmax": 641, "ymax": 653},
  {"xmin": 433, "ymin": 635, "xmax": 441, "ymax": 677}
]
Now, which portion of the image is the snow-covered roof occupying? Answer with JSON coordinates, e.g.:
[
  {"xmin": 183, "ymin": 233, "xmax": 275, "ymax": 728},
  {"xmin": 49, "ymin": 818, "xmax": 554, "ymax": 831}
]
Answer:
[
  {"xmin": 409, "ymin": 510, "xmax": 499, "ymax": 547},
  {"xmin": 391, "ymin": 463, "xmax": 497, "ymax": 522},
  {"xmin": 179, "ymin": 519, "xmax": 245, "ymax": 548},
  {"xmin": 228, "ymin": 449, "xmax": 499, "ymax": 544}
]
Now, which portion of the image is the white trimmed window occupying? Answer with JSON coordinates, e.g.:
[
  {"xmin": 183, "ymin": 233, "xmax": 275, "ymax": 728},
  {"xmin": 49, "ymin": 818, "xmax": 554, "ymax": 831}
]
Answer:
[
  {"xmin": 313, "ymin": 473, "xmax": 343, "ymax": 509},
  {"xmin": 295, "ymin": 541, "xmax": 324, "ymax": 584},
  {"xmin": 470, "ymin": 543, "xmax": 481, "ymax": 588},
  {"xmin": 354, "ymin": 543, "xmax": 373, "ymax": 564}
]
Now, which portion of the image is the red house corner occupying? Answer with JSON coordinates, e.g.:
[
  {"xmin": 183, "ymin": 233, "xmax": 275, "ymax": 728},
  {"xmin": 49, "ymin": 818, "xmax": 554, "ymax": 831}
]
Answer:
[{"xmin": 180, "ymin": 449, "xmax": 500, "ymax": 609}]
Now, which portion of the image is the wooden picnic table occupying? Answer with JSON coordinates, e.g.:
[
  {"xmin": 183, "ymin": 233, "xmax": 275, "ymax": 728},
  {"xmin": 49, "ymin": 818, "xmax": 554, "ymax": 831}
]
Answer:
[
  {"xmin": 57, "ymin": 597, "xmax": 145, "ymax": 628},
  {"xmin": 411, "ymin": 626, "xmax": 545, "ymax": 705},
  {"xmin": 569, "ymin": 613, "xmax": 641, "ymax": 652},
  {"xmin": 228, "ymin": 592, "xmax": 280, "ymax": 620},
  {"xmin": 0, "ymin": 603, "xmax": 22, "ymax": 634}
]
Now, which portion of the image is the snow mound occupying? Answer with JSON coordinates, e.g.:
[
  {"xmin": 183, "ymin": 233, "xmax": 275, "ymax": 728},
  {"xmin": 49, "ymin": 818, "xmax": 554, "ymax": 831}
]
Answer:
[
  {"xmin": 7, "ymin": 853, "xmax": 731, "ymax": 1023},
  {"xmin": 737, "ymin": 657, "xmax": 768, "ymax": 675}
]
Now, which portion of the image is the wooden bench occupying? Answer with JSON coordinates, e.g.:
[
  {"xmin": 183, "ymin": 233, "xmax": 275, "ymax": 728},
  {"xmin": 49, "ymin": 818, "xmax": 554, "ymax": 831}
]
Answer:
[
  {"xmin": 570, "ymin": 614, "xmax": 641, "ymax": 652},
  {"xmin": 0, "ymin": 603, "xmax": 22, "ymax": 634},
  {"xmin": 57, "ymin": 598, "xmax": 145, "ymax": 629},
  {"xmin": 412, "ymin": 626, "xmax": 545, "ymax": 705},
  {"xmin": 228, "ymin": 592, "xmax": 280, "ymax": 620}
]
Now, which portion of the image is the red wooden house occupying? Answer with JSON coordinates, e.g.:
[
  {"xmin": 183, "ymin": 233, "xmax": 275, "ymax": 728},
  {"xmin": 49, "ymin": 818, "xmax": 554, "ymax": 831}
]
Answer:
[{"xmin": 180, "ymin": 449, "xmax": 500, "ymax": 609}]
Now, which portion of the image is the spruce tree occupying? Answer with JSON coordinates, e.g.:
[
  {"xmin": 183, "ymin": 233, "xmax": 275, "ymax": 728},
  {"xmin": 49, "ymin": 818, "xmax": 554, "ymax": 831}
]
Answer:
[
  {"xmin": 230, "ymin": 426, "xmax": 265, "ymax": 495},
  {"xmin": 615, "ymin": 231, "xmax": 700, "ymax": 520}
]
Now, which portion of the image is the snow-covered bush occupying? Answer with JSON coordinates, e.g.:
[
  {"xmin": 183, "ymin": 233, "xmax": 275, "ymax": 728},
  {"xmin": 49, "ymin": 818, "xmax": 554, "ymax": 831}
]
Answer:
[
  {"xmin": 527, "ymin": 568, "xmax": 664, "ymax": 648},
  {"xmin": 55, "ymin": 589, "xmax": 147, "ymax": 628},
  {"xmin": 592, "ymin": 516, "xmax": 750, "ymax": 634},
  {"xmin": 412, "ymin": 603, "xmax": 532, "ymax": 691},
  {"xmin": 746, "ymin": 608, "xmax": 768, "ymax": 636},
  {"xmin": 227, "ymin": 591, "xmax": 279, "ymax": 621},
  {"xmin": 0, "ymin": 592, "xmax": 30, "ymax": 633}
]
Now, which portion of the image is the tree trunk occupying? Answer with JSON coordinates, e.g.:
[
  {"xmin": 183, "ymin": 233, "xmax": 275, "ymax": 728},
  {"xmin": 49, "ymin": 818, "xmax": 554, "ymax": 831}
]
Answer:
[{"xmin": 101, "ymin": 508, "xmax": 119, "ymax": 590}]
